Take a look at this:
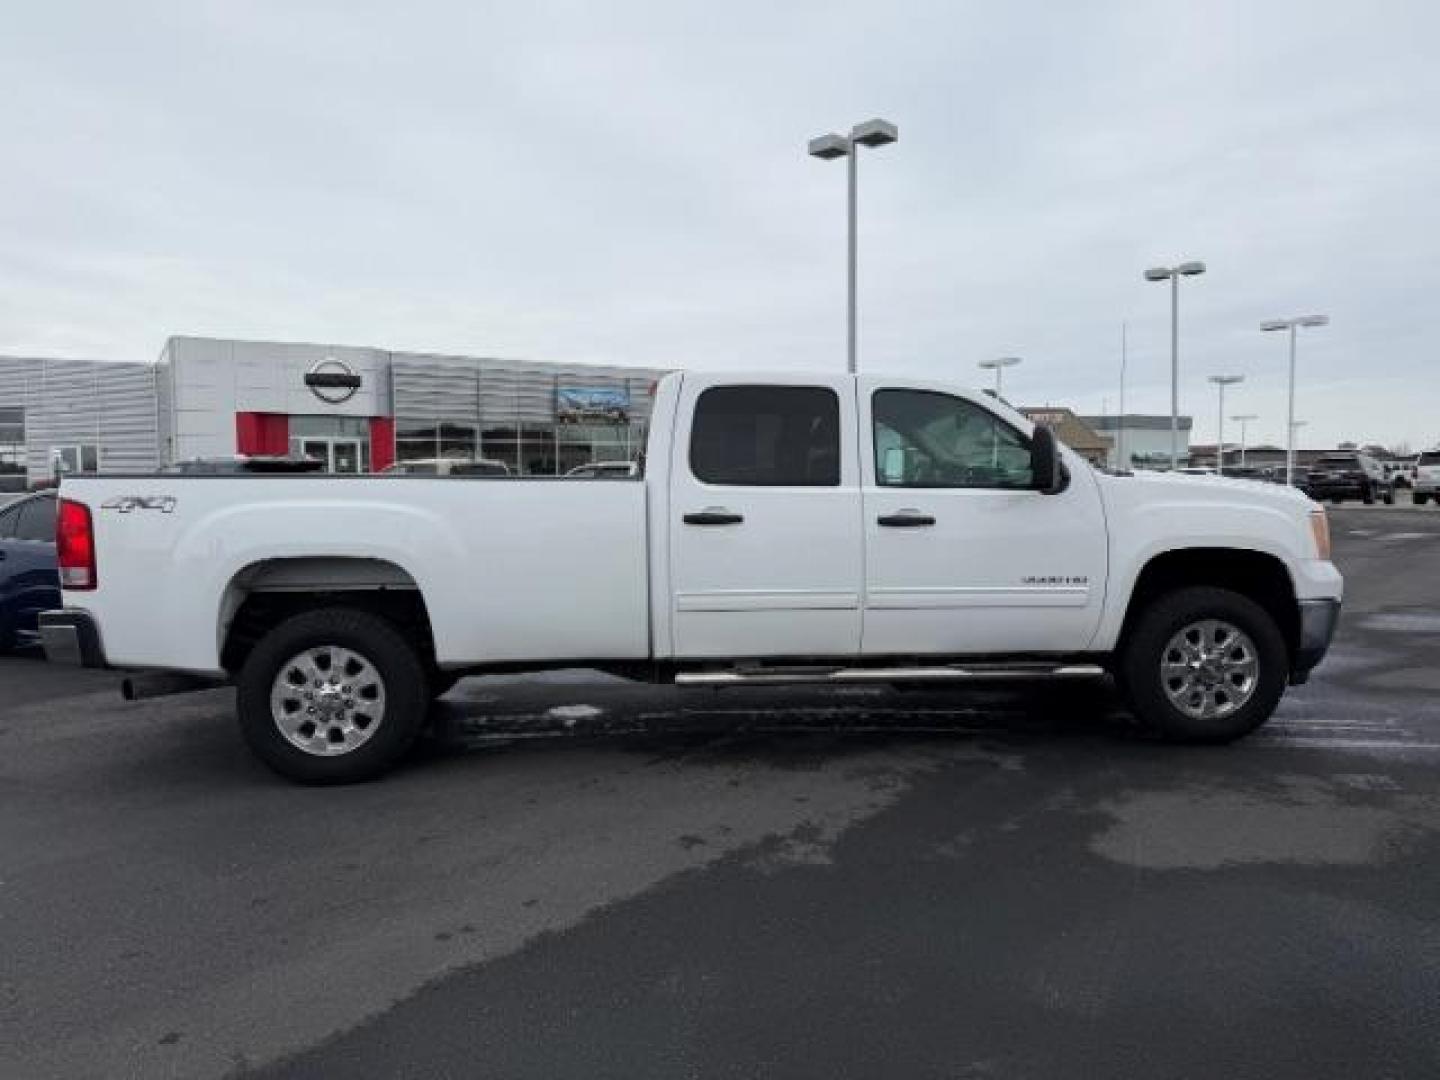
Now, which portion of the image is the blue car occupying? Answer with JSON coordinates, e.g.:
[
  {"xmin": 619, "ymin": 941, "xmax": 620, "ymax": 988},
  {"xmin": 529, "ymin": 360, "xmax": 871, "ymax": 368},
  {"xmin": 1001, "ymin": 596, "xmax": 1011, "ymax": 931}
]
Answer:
[{"xmin": 0, "ymin": 491, "xmax": 60, "ymax": 652}]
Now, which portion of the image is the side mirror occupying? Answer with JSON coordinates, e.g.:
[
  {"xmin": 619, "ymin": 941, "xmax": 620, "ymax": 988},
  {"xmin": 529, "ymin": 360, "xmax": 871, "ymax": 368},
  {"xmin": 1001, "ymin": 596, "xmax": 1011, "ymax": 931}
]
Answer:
[{"xmin": 1030, "ymin": 424, "xmax": 1064, "ymax": 494}]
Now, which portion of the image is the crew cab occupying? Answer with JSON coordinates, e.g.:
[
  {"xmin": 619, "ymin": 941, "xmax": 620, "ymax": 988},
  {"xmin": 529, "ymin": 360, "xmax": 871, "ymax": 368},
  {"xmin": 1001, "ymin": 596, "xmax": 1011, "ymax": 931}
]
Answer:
[
  {"xmin": 41, "ymin": 372, "xmax": 1343, "ymax": 783},
  {"xmin": 1303, "ymin": 452, "xmax": 1393, "ymax": 505}
]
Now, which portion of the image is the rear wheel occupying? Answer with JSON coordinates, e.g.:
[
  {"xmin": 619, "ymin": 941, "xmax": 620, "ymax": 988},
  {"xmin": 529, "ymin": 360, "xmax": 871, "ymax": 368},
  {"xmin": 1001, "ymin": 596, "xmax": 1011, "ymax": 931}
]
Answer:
[
  {"xmin": 1361, "ymin": 484, "xmax": 1375, "ymax": 505},
  {"xmin": 1382, "ymin": 486, "xmax": 1394, "ymax": 505},
  {"xmin": 1415, "ymin": 493, "xmax": 1430, "ymax": 506},
  {"xmin": 1119, "ymin": 586, "xmax": 1288, "ymax": 743},
  {"xmin": 236, "ymin": 607, "xmax": 428, "ymax": 783}
]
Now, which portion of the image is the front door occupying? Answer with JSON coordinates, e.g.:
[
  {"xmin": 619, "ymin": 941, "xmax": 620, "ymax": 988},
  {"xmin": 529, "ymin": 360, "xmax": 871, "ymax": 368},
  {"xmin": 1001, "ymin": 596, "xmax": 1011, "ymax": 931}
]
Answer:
[
  {"xmin": 859, "ymin": 380, "xmax": 1109, "ymax": 656},
  {"xmin": 668, "ymin": 375, "xmax": 863, "ymax": 659}
]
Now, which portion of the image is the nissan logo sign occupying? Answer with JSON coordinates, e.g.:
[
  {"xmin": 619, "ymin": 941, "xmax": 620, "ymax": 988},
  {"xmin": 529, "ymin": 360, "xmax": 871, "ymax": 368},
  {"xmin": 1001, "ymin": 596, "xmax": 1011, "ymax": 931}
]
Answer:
[{"xmin": 304, "ymin": 358, "xmax": 362, "ymax": 404}]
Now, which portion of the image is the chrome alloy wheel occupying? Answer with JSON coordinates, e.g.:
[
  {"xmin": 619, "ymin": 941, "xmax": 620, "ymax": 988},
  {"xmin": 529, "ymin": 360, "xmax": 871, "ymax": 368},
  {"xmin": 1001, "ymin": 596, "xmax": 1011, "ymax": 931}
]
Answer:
[
  {"xmin": 269, "ymin": 646, "xmax": 387, "ymax": 756},
  {"xmin": 1161, "ymin": 619, "xmax": 1260, "ymax": 720}
]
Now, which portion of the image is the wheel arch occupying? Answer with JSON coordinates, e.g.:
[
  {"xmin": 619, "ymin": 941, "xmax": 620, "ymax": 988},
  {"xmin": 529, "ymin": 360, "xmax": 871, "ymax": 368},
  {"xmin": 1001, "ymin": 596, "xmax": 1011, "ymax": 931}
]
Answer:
[
  {"xmin": 1114, "ymin": 547, "xmax": 1300, "ymax": 666},
  {"xmin": 218, "ymin": 557, "xmax": 437, "ymax": 675}
]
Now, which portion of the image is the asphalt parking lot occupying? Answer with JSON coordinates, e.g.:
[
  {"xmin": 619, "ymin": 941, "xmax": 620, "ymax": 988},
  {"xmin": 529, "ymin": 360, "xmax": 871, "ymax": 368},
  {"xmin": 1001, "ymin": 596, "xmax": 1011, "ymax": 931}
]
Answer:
[{"xmin": 3, "ymin": 507, "xmax": 1439, "ymax": 1079}]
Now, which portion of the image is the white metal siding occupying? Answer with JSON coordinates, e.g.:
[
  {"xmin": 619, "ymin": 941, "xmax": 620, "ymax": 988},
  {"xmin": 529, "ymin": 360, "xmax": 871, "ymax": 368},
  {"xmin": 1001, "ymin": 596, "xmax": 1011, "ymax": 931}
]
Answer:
[{"xmin": 0, "ymin": 355, "xmax": 160, "ymax": 484}]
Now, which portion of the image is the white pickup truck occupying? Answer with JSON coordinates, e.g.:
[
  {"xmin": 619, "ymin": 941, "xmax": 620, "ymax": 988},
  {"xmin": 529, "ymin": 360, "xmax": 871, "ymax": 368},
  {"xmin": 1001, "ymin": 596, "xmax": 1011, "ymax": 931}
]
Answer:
[{"xmin": 42, "ymin": 371, "xmax": 1343, "ymax": 783}]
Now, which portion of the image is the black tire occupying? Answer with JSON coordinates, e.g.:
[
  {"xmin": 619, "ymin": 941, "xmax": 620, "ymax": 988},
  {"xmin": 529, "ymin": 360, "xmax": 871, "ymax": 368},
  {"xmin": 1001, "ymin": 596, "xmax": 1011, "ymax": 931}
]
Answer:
[
  {"xmin": 429, "ymin": 671, "xmax": 462, "ymax": 699},
  {"xmin": 1119, "ymin": 586, "xmax": 1288, "ymax": 744},
  {"xmin": 236, "ymin": 607, "xmax": 429, "ymax": 783},
  {"xmin": 1415, "ymin": 493, "xmax": 1429, "ymax": 506},
  {"xmin": 1382, "ymin": 487, "xmax": 1394, "ymax": 505},
  {"xmin": 1361, "ymin": 484, "xmax": 1375, "ymax": 505}
]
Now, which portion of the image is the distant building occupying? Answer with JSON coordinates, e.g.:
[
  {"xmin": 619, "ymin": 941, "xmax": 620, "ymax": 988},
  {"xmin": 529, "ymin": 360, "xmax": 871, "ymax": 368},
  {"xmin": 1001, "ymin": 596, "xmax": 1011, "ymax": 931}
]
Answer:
[
  {"xmin": 0, "ymin": 356, "xmax": 159, "ymax": 490},
  {"xmin": 1079, "ymin": 414, "xmax": 1193, "ymax": 470},
  {"xmin": 1, "ymin": 337, "xmax": 663, "ymax": 489},
  {"xmin": 1021, "ymin": 408, "xmax": 1112, "ymax": 466}
]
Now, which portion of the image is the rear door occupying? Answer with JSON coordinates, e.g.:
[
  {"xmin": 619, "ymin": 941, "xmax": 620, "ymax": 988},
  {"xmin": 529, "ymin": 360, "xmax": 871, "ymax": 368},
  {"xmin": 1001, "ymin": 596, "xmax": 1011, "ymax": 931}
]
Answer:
[
  {"xmin": 858, "ymin": 380, "xmax": 1109, "ymax": 655},
  {"xmin": 668, "ymin": 374, "xmax": 862, "ymax": 659}
]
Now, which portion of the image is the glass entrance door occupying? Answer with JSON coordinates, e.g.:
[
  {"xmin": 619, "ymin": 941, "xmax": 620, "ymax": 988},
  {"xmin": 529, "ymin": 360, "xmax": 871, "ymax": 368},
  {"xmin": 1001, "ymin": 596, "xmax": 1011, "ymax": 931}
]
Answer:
[
  {"xmin": 299, "ymin": 438, "xmax": 368, "ymax": 473},
  {"xmin": 332, "ymin": 440, "xmax": 362, "ymax": 473}
]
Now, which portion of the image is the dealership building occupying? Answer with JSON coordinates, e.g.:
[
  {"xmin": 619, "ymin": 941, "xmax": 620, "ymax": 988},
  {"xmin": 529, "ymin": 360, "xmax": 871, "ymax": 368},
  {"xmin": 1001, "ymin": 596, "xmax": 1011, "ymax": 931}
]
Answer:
[{"xmin": 0, "ymin": 336, "xmax": 664, "ymax": 488}]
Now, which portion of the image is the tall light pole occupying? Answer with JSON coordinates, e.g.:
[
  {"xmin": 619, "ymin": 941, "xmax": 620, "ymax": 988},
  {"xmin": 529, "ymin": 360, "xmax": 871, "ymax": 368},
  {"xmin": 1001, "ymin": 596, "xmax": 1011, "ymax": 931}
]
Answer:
[
  {"xmin": 1289, "ymin": 419, "xmax": 1309, "ymax": 481},
  {"xmin": 808, "ymin": 118, "xmax": 899, "ymax": 374},
  {"xmin": 977, "ymin": 356, "xmax": 1022, "ymax": 398},
  {"xmin": 1144, "ymin": 260, "xmax": 1207, "ymax": 469},
  {"xmin": 1231, "ymin": 413, "xmax": 1259, "ymax": 468},
  {"xmin": 1260, "ymin": 314, "xmax": 1329, "ymax": 486},
  {"xmin": 1117, "ymin": 322, "xmax": 1128, "ymax": 470},
  {"xmin": 1207, "ymin": 374, "xmax": 1244, "ymax": 474}
]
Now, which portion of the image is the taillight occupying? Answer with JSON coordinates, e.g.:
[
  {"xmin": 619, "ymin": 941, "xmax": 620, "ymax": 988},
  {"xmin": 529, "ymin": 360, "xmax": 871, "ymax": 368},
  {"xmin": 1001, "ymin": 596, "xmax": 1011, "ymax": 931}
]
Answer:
[{"xmin": 57, "ymin": 498, "xmax": 97, "ymax": 590}]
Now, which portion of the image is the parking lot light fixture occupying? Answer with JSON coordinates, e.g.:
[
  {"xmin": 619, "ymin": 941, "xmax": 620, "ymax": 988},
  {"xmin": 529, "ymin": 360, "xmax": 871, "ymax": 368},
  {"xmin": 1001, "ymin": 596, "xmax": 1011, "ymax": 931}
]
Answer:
[
  {"xmin": 1208, "ymin": 374, "xmax": 1244, "ymax": 474},
  {"xmin": 1144, "ymin": 259, "xmax": 1207, "ymax": 469},
  {"xmin": 977, "ymin": 356, "xmax": 1022, "ymax": 398},
  {"xmin": 1231, "ymin": 413, "xmax": 1259, "ymax": 467},
  {"xmin": 808, "ymin": 118, "xmax": 900, "ymax": 374},
  {"xmin": 1261, "ymin": 314, "xmax": 1330, "ymax": 486}
]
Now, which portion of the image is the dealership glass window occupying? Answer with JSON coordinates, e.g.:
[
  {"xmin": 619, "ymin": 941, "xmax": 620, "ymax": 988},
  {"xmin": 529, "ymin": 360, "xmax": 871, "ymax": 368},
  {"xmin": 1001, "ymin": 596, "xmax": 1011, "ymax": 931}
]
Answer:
[
  {"xmin": 0, "ymin": 406, "xmax": 23, "ymax": 475},
  {"xmin": 690, "ymin": 386, "xmax": 840, "ymax": 486},
  {"xmin": 438, "ymin": 422, "xmax": 478, "ymax": 460},
  {"xmin": 290, "ymin": 416, "xmax": 370, "ymax": 439},
  {"xmin": 50, "ymin": 444, "xmax": 99, "ymax": 476},
  {"xmin": 557, "ymin": 421, "xmax": 641, "ymax": 475},
  {"xmin": 393, "ymin": 420, "xmax": 478, "ymax": 465}
]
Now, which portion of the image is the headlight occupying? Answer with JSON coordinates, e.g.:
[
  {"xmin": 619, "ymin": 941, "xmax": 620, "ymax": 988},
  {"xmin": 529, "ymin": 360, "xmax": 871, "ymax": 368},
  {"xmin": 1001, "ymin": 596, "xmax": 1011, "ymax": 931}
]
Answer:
[{"xmin": 1309, "ymin": 509, "xmax": 1331, "ymax": 560}]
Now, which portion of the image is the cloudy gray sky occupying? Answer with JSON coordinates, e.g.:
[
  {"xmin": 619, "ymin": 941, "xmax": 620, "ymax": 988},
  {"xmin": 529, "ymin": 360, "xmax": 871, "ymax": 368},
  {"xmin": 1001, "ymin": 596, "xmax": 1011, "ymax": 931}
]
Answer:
[{"xmin": 3, "ymin": 0, "xmax": 1437, "ymax": 449}]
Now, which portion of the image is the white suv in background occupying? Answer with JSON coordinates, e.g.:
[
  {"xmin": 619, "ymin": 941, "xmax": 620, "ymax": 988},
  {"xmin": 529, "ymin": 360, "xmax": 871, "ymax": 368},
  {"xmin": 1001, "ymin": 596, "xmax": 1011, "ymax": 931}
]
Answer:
[{"xmin": 1412, "ymin": 451, "xmax": 1440, "ymax": 505}]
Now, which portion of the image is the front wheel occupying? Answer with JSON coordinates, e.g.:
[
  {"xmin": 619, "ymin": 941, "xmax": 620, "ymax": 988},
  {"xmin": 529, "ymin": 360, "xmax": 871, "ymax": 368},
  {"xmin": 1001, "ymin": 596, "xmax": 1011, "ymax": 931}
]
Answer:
[
  {"xmin": 1382, "ymin": 488, "xmax": 1394, "ymax": 505},
  {"xmin": 237, "ymin": 607, "xmax": 429, "ymax": 783},
  {"xmin": 1415, "ymin": 493, "xmax": 1430, "ymax": 506},
  {"xmin": 1119, "ymin": 586, "xmax": 1288, "ymax": 743}
]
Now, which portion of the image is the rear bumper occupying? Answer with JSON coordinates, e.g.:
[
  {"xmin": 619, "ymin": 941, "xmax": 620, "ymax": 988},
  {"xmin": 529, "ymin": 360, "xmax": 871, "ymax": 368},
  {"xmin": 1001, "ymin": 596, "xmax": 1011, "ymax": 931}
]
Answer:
[
  {"xmin": 39, "ymin": 609, "xmax": 108, "ymax": 668},
  {"xmin": 1291, "ymin": 598, "xmax": 1341, "ymax": 684}
]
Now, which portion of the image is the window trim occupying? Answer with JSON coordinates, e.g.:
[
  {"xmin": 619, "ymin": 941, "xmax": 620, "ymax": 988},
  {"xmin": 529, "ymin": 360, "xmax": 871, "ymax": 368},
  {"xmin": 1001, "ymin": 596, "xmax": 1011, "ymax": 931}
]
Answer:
[
  {"xmin": 688, "ymin": 384, "xmax": 842, "ymax": 488},
  {"xmin": 870, "ymin": 387, "xmax": 1035, "ymax": 491}
]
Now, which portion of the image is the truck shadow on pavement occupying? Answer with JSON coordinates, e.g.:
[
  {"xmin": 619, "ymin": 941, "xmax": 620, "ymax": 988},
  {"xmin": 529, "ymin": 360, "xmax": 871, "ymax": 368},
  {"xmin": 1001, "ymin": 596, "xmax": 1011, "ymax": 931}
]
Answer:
[{"xmin": 410, "ymin": 677, "xmax": 1141, "ymax": 773}]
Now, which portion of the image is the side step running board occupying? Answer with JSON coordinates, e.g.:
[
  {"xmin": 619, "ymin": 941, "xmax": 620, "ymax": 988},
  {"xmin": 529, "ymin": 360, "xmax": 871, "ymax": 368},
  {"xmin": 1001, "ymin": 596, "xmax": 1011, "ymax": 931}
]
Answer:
[{"xmin": 674, "ymin": 664, "xmax": 1106, "ymax": 688}]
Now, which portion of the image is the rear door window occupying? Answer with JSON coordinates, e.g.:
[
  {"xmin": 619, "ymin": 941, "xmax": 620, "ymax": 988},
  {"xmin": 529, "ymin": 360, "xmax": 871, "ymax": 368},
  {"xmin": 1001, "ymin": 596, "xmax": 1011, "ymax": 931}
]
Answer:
[
  {"xmin": 14, "ymin": 498, "xmax": 56, "ymax": 542},
  {"xmin": 689, "ymin": 386, "xmax": 840, "ymax": 486}
]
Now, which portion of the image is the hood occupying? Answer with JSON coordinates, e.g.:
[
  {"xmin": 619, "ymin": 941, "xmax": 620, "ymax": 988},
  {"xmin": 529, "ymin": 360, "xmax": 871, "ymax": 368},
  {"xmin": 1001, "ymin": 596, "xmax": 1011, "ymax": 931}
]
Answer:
[{"xmin": 1100, "ymin": 469, "xmax": 1317, "ymax": 511}]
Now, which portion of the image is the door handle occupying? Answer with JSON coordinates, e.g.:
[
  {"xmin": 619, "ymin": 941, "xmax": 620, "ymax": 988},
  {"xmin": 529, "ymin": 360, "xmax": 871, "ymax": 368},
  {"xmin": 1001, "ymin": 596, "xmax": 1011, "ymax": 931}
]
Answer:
[
  {"xmin": 684, "ymin": 508, "xmax": 744, "ymax": 526},
  {"xmin": 877, "ymin": 511, "xmax": 936, "ymax": 527}
]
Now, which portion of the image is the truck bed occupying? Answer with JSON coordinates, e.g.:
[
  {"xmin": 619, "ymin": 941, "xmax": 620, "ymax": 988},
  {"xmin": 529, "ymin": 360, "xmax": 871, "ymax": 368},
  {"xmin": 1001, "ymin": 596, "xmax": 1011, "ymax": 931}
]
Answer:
[{"xmin": 59, "ymin": 475, "xmax": 651, "ymax": 672}]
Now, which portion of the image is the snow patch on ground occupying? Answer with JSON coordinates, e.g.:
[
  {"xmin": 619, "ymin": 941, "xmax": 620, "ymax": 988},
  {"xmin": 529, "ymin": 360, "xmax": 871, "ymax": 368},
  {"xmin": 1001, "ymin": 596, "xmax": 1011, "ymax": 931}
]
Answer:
[{"xmin": 545, "ymin": 704, "xmax": 605, "ymax": 727}]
